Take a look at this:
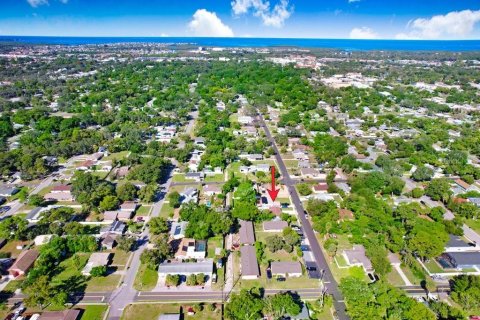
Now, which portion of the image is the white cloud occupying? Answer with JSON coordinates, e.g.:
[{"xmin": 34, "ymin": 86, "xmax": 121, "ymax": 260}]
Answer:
[
  {"xmin": 27, "ymin": 0, "xmax": 68, "ymax": 7},
  {"xmin": 396, "ymin": 10, "xmax": 480, "ymax": 39},
  {"xmin": 188, "ymin": 9, "xmax": 234, "ymax": 37},
  {"xmin": 349, "ymin": 27, "xmax": 378, "ymax": 39},
  {"xmin": 348, "ymin": 0, "xmax": 360, "ymax": 3},
  {"xmin": 231, "ymin": 0, "xmax": 293, "ymax": 28},
  {"xmin": 27, "ymin": 0, "xmax": 48, "ymax": 7}
]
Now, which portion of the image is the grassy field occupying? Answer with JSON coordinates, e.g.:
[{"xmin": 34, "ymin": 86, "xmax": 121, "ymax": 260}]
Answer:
[
  {"xmin": 80, "ymin": 305, "xmax": 109, "ymax": 320},
  {"xmin": 134, "ymin": 263, "xmax": 159, "ymax": 291},
  {"xmin": 207, "ymin": 236, "xmax": 223, "ymax": 259},
  {"xmin": 283, "ymin": 159, "xmax": 299, "ymax": 168},
  {"xmin": 111, "ymin": 250, "xmax": 131, "ymax": 267},
  {"xmin": 103, "ymin": 151, "xmax": 130, "ymax": 161},
  {"xmin": 424, "ymin": 259, "xmax": 444, "ymax": 273},
  {"xmin": 172, "ymin": 174, "xmax": 189, "ymax": 182},
  {"xmin": 239, "ymin": 272, "xmax": 319, "ymax": 290},
  {"xmin": 0, "ymin": 240, "xmax": 30, "ymax": 258},
  {"xmin": 387, "ymin": 268, "xmax": 407, "ymax": 286},
  {"xmin": 465, "ymin": 219, "xmax": 480, "ymax": 234},
  {"xmin": 159, "ymin": 204, "xmax": 175, "ymax": 219},
  {"xmin": 1, "ymin": 279, "xmax": 23, "ymax": 294},
  {"xmin": 136, "ymin": 205, "xmax": 151, "ymax": 216},
  {"xmin": 205, "ymin": 174, "xmax": 224, "ymax": 183},
  {"xmin": 121, "ymin": 303, "xmax": 222, "ymax": 320},
  {"xmin": 52, "ymin": 253, "xmax": 90, "ymax": 285},
  {"xmin": 400, "ymin": 264, "xmax": 423, "ymax": 286},
  {"xmin": 86, "ymin": 274, "xmax": 121, "ymax": 292}
]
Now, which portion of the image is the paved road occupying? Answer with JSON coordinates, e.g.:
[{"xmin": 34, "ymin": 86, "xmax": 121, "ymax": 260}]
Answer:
[
  {"xmin": 107, "ymin": 167, "xmax": 174, "ymax": 320},
  {"xmin": 135, "ymin": 288, "xmax": 323, "ymax": 302},
  {"xmin": 257, "ymin": 113, "xmax": 349, "ymax": 320}
]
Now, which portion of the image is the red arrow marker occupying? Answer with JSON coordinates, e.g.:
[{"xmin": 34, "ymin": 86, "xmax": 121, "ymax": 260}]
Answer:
[{"xmin": 267, "ymin": 166, "xmax": 279, "ymax": 202}]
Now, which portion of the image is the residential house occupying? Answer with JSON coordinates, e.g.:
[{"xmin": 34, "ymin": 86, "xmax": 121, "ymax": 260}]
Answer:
[
  {"xmin": 292, "ymin": 149, "xmax": 309, "ymax": 161},
  {"xmin": 82, "ymin": 252, "xmax": 111, "ymax": 275},
  {"xmin": 38, "ymin": 310, "xmax": 81, "ymax": 320},
  {"xmin": 442, "ymin": 252, "xmax": 480, "ymax": 270},
  {"xmin": 158, "ymin": 314, "xmax": 181, "ymax": 320},
  {"xmin": 238, "ymin": 153, "xmax": 263, "ymax": 161},
  {"xmin": 312, "ymin": 183, "xmax": 328, "ymax": 193},
  {"xmin": 97, "ymin": 160, "xmax": 113, "ymax": 172},
  {"xmin": 203, "ymin": 184, "xmax": 221, "ymax": 197},
  {"xmin": 77, "ymin": 160, "xmax": 95, "ymax": 171},
  {"xmin": 263, "ymin": 220, "xmax": 288, "ymax": 232},
  {"xmin": 170, "ymin": 221, "xmax": 188, "ymax": 240},
  {"xmin": 271, "ymin": 261, "xmax": 302, "ymax": 278},
  {"xmin": 100, "ymin": 221, "xmax": 126, "ymax": 235},
  {"xmin": 158, "ymin": 259, "xmax": 213, "ymax": 280},
  {"xmin": 300, "ymin": 168, "xmax": 322, "ymax": 179},
  {"xmin": 181, "ymin": 187, "xmax": 199, "ymax": 203},
  {"xmin": 240, "ymin": 246, "xmax": 260, "ymax": 279},
  {"xmin": 8, "ymin": 249, "xmax": 39, "ymax": 277},
  {"xmin": 185, "ymin": 172, "xmax": 204, "ymax": 182},
  {"xmin": 0, "ymin": 185, "xmax": 19, "ymax": 197},
  {"xmin": 238, "ymin": 116, "xmax": 254, "ymax": 125},
  {"xmin": 174, "ymin": 238, "xmax": 206, "ymax": 260},
  {"xmin": 342, "ymin": 245, "xmax": 374, "ymax": 274},
  {"xmin": 103, "ymin": 211, "xmax": 119, "ymax": 222},
  {"xmin": 101, "ymin": 234, "xmax": 117, "ymax": 250},
  {"xmin": 44, "ymin": 185, "xmax": 74, "ymax": 202},
  {"xmin": 114, "ymin": 166, "xmax": 130, "ymax": 179},
  {"xmin": 239, "ymin": 220, "xmax": 255, "ymax": 245}
]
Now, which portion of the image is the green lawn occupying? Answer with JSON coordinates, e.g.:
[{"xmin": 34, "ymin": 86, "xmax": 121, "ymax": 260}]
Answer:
[
  {"xmin": 283, "ymin": 159, "xmax": 299, "ymax": 168},
  {"xmin": 136, "ymin": 205, "xmax": 151, "ymax": 216},
  {"xmin": 207, "ymin": 236, "xmax": 223, "ymax": 258},
  {"xmin": 86, "ymin": 274, "xmax": 121, "ymax": 292},
  {"xmin": 239, "ymin": 272, "xmax": 319, "ymax": 290},
  {"xmin": 465, "ymin": 219, "xmax": 480, "ymax": 234},
  {"xmin": 159, "ymin": 204, "xmax": 175, "ymax": 219},
  {"xmin": 204, "ymin": 174, "xmax": 224, "ymax": 183},
  {"xmin": 1, "ymin": 279, "xmax": 23, "ymax": 294},
  {"xmin": 51, "ymin": 253, "xmax": 90, "ymax": 288},
  {"xmin": 172, "ymin": 174, "xmax": 189, "ymax": 182},
  {"xmin": 121, "ymin": 303, "xmax": 221, "ymax": 320},
  {"xmin": 134, "ymin": 263, "xmax": 159, "ymax": 291},
  {"xmin": 103, "ymin": 151, "xmax": 130, "ymax": 161},
  {"xmin": 400, "ymin": 264, "xmax": 423, "ymax": 286},
  {"xmin": 386, "ymin": 268, "xmax": 407, "ymax": 286},
  {"xmin": 0, "ymin": 240, "xmax": 32, "ymax": 258},
  {"xmin": 424, "ymin": 259, "xmax": 444, "ymax": 273},
  {"xmin": 80, "ymin": 305, "xmax": 109, "ymax": 320},
  {"xmin": 111, "ymin": 250, "xmax": 131, "ymax": 267}
]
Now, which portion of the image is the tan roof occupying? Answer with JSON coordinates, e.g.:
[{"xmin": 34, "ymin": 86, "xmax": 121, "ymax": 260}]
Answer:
[
  {"xmin": 338, "ymin": 209, "xmax": 354, "ymax": 220},
  {"xmin": 51, "ymin": 185, "xmax": 71, "ymax": 192},
  {"xmin": 455, "ymin": 179, "xmax": 470, "ymax": 190},
  {"xmin": 39, "ymin": 309, "xmax": 81, "ymax": 320},
  {"xmin": 9, "ymin": 249, "xmax": 39, "ymax": 273}
]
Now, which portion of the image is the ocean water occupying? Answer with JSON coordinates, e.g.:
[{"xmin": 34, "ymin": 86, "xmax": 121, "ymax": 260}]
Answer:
[{"xmin": 1, "ymin": 36, "xmax": 480, "ymax": 51}]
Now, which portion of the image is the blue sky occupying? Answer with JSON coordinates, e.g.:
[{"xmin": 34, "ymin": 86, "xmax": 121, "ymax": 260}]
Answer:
[{"xmin": 1, "ymin": 0, "xmax": 480, "ymax": 39}]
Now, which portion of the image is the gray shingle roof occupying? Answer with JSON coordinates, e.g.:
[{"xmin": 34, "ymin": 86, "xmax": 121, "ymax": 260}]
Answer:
[{"xmin": 240, "ymin": 246, "xmax": 259, "ymax": 277}]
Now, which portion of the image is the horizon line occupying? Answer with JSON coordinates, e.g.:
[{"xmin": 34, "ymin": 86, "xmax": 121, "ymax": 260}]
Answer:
[{"xmin": 1, "ymin": 35, "xmax": 480, "ymax": 42}]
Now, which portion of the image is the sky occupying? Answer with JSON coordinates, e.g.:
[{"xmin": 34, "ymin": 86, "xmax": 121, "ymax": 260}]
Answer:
[{"xmin": 1, "ymin": 0, "xmax": 480, "ymax": 39}]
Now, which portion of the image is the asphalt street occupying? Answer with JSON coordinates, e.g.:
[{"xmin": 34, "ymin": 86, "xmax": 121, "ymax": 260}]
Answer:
[{"xmin": 256, "ymin": 113, "xmax": 349, "ymax": 320}]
